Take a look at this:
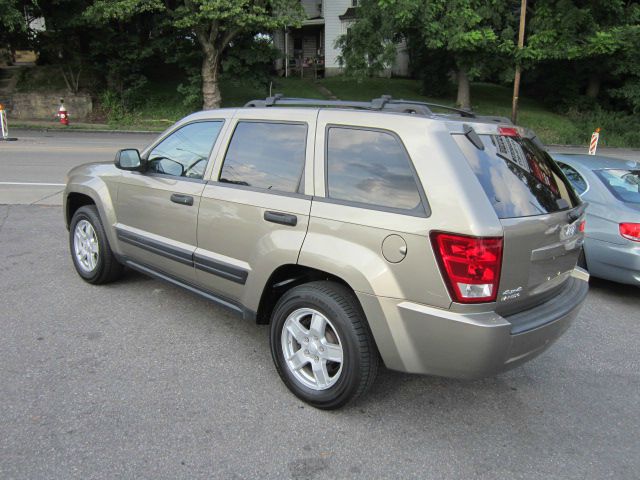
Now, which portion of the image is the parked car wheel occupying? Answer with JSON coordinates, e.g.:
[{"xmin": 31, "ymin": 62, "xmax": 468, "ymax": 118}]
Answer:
[
  {"xmin": 270, "ymin": 281, "xmax": 378, "ymax": 409},
  {"xmin": 69, "ymin": 205, "xmax": 123, "ymax": 284}
]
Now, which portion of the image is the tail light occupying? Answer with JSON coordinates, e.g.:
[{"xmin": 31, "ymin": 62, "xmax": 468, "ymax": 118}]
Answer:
[
  {"xmin": 579, "ymin": 220, "xmax": 586, "ymax": 232},
  {"xmin": 430, "ymin": 232, "xmax": 503, "ymax": 303},
  {"xmin": 620, "ymin": 223, "xmax": 640, "ymax": 242}
]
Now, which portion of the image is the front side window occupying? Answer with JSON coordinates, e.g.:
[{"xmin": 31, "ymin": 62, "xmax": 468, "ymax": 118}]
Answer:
[
  {"xmin": 219, "ymin": 122, "xmax": 307, "ymax": 193},
  {"xmin": 558, "ymin": 162, "xmax": 588, "ymax": 195},
  {"xmin": 326, "ymin": 127, "xmax": 423, "ymax": 213},
  {"xmin": 596, "ymin": 168, "xmax": 640, "ymax": 204},
  {"xmin": 147, "ymin": 121, "xmax": 224, "ymax": 179}
]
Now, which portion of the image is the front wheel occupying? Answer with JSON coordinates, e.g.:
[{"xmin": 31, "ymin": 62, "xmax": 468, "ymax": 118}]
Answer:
[
  {"xmin": 270, "ymin": 281, "xmax": 378, "ymax": 409},
  {"xmin": 69, "ymin": 205, "xmax": 123, "ymax": 284}
]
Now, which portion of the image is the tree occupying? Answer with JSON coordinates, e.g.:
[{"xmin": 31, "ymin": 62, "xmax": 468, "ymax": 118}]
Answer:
[
  {"xmin": 525, "ymin": 0, "xmax": 640, "ymax": 102},
  {"xmin": 87, "ymin": 0, "xmax": 304, "ymax": 109},
  {"xmin": 0, "ymin": 0, "xmax": 24, "ymax": 33},
  {"xmin": 415, "ymin": 0, "xmax": 516, "ymax": 109},
  {"xmin": 337, "ymin": 0, "xmax": 516, "ymax": 109},
  {"xmin": 1, "ymin": 0, "xmax": 35, "ymax": 61},
  {"xmin": 335, "ymin": 0, "xmax": 399, "ymax": 78}
]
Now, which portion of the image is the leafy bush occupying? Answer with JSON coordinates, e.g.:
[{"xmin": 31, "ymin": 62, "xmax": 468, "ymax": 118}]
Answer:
[
  {"xmin": 99, "ymin": 90, "xmax": 135, "ymax": 126},
  {"xmin": 567, "ymin": 108, "xmax": 640, "ymax": 148}
]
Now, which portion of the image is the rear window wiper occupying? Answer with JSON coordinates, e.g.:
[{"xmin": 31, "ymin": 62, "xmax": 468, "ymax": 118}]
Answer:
[{"xmin": 463, "ymin": 124, "xmax": 484, "ymax": 150}]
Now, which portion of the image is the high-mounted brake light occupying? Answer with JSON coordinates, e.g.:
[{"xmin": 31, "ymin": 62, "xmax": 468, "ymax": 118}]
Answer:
[
  {"xmin": 498, "ymin": 126, "xmax": 520, "ymax": 137},
  {"xmin": 620, "ymin": 223, "xmax": 640, "ymax": 242},
  {"xmin": 430, "ymin": 232, "xmax": 503, "ymax": 303}
]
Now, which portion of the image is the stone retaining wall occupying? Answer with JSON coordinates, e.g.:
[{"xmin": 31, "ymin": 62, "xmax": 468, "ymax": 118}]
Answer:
[{"xmin": 10, "ymin": 93, "xmax": 92, "ymax": 120}]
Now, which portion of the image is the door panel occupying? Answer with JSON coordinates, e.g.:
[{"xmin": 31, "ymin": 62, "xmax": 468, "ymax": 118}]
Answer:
[
  {"xmin": 194, "ymin": 112, "xmax": 316, "ymax": 312},
  {"xmin": 195, "ymin": 185, "xmax": 311, "ymax": 308},
  {"xmin": 113, "ymin": 119, "xmax": 227, "ymax": 281},
  {"xmin": 115, "ymin": 172, "xmax": 205, "ymax": 281}
]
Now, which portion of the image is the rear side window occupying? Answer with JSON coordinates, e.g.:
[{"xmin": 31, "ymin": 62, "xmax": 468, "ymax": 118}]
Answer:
[
  {"xmin": 453, "ymin": 134, "xmax": 580, "ymax": 218},
  {"xmin": 558, "ymin": 162, "xmax": 588, "ymax": 195},
  {"xmin": 326, "ymin": 127, "xmax": 423, "ymax": 214},
  {"xmin": 219, "ymin": 121, "xmax": 307, "ymax": 193},
  {"xmin": 596, "ymin": 168, "xmax": 640, "ymax": 204}
]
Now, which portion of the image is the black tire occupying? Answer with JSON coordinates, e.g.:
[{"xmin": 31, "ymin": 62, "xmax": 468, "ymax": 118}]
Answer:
[
  {"xmin": 69, "ymin": 205, "xmax": 123, "ymax": 284},
  {"xmin": 270, "ymin": 281, "xmax": 379, "ymax": 409}
]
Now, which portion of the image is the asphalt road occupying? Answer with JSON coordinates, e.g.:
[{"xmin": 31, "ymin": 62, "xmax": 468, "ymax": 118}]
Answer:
[
  {"xmin": 1, "ymin": 130, "xmax": 639, "ymax": 479},
  {"xmin": 0, "ymin": 129, "xmax": 156, "ymax": 205}
]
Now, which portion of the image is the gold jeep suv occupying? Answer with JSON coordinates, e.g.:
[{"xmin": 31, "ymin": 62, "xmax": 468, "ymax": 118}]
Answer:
[{"xmin": 64, "ymin": 96, "xmax": 589, "ymax": 409}]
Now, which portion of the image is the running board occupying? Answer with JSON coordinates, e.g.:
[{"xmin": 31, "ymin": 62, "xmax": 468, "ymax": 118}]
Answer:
[{"xmin": 123, "ymin": 259, "xmax": 255, "ymax": 321}]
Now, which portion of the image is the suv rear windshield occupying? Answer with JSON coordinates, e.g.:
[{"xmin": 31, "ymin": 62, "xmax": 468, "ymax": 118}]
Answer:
[
  {"xmin": 453, "ymin": 134, "xmax": 580, "ymax": 218},
  {"xmin": 595, "ymin": 168, "xmax": 640, "ymax": 204}
]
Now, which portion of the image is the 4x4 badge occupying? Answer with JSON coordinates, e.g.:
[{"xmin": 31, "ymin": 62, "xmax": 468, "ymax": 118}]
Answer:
[{"xmin": 501, "ymin": 286, "xmax": 523, "ymax": 301}]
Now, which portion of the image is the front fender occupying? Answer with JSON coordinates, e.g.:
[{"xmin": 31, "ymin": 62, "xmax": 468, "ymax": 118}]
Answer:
[{"xmin": 65, "ymin": 165, "xmax": 121, "ymax": 254}]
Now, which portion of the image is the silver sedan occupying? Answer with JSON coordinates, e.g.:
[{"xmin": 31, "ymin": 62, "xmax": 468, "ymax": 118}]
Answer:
[{"xmin": 552, "ymin": 153, "xmax": 640, "ymax": 286}]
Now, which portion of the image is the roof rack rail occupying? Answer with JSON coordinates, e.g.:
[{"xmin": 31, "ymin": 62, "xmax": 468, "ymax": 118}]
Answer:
[
  {"xmin": 393, "ymin": 100, "xmax": 476, "ymax": 118},
  {"xmin": 244, "ymin": 94, "xmax": 476, "ymax": 118}
]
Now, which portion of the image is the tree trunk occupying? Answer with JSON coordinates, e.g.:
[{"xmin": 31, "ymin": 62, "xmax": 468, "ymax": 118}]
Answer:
[
  {"xmin": 586, "ymin": 74, "xmax": 600, "ymax": 99},
  {"xmin": 201, "ymin": 49, "xmax": 222, "ymax": 110},
  {"xmin": 456, "ymin": 67, "xmax": 471, "ymax": 110}
]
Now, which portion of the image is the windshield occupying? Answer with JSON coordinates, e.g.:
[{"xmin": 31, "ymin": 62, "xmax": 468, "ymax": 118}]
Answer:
[
  {"xmin": 454, "ymin": 134, "xmax": 580, "ymax": 218},
  {"xmin": 595, "ymin": 169, "xmax": 640, "ymax": 204}
]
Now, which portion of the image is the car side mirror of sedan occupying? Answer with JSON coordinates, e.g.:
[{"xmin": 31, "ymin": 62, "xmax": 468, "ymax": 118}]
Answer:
[{"xmin": 115, "ymin": 149, "xmax": 143, "ymax": 171}]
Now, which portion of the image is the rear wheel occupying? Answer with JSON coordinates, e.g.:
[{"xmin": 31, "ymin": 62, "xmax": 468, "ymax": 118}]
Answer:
[
  {"xmin": 69, "ymin": 205, "xmax": 123, "ymax": 284},
  {"xmin": 270, "ymin": 281, "xmax": 378, "ymax": 409}
]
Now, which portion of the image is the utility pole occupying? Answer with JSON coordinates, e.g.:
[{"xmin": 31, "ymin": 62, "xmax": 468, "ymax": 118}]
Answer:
[{"xmin": 511, "ymin": 0, "xmax": 528, "ymax": 124}]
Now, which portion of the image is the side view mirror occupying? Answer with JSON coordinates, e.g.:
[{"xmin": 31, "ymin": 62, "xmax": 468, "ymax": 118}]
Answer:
[{"xmin": 115, "ymin": 149, "xmax": 143, "ymax": 171}]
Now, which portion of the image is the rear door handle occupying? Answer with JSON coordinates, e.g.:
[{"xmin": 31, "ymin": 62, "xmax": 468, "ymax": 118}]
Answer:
[
  {"xmin": 170, "ymin": 193, "xmax": 194, "ymax": 206},
  {"xmin": 264, "ymin": 211, "xmax": 297, "ymax": 227}
]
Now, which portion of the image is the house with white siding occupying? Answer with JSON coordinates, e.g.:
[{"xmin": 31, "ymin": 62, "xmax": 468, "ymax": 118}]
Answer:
[{"xmin": 273, "ymin": 0, "xmax": 409, "ymax": 78}]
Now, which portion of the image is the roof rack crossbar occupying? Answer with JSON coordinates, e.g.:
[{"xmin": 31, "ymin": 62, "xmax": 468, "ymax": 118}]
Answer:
[{"xmin": 244, "ymin": 95, "xmax": 476, "ymax": 118}]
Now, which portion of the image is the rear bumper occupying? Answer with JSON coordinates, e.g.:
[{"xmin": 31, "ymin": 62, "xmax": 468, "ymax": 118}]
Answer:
[{"xmin": 357, "ymin": 267, "xmax": 589, "ymax": 378}]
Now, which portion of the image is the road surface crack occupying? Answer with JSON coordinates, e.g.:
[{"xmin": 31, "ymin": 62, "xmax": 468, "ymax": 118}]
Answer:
[{"xmin": 31, "ymin": 188, "xmax": 64, "ymax": 205}]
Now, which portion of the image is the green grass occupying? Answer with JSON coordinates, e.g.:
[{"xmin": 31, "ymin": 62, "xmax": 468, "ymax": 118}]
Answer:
[
  {"xmin": 319, "ymin": 77, "xmax": 434, "ymax": 102},
  {"xmin": 220, "ymin": 77, "xmax": 325, "ymax": 107},
  {"xmin": 124, "ymin": 80, "xmax": 194, "ymax": 130},
  {"xmin": 318, "ymin": 78, "xmax": 592, "ymax": 146},
  {"xmin": 13, "ymin": 67, "xmax": 640, "ymax": 146},
  {"xmin": 113, "ymin": 77, "xmax": 327, "ymax": 129}
]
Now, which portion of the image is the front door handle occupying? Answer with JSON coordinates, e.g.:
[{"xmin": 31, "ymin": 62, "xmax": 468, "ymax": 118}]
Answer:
[
  {"xmin": 264, "ymin": 211, "xmax": 297, "ymax": 227},
  {"xmin": 170, "ymin": 193, "xmax": 194, "ymax": 206}
]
